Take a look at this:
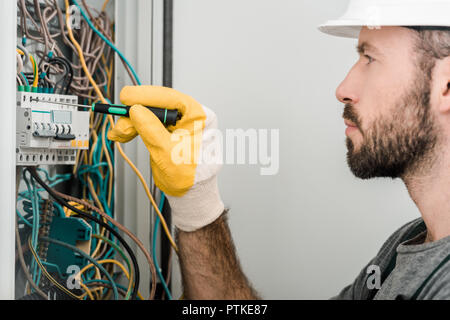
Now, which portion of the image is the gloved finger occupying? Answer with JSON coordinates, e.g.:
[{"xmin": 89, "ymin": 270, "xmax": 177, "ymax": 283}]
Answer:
[
  {"xmin": 120, "ymin": 85, "xmax": 199, "ymax": 116},
  {"xmin": 129, "ymin": 104, "xmax": 172, "ymax": 150},
  {"xmin": 107, "ymin": 116, "xmax": 138, "ymax": 143}
]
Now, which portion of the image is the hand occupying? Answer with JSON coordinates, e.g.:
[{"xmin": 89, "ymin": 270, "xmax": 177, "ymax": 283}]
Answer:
[{"xmin": 107, "ymin": 85, "xmax": 224, "ymax": 232}]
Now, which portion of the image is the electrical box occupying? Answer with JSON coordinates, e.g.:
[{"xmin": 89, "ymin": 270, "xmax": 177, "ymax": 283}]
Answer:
[{"xmin": 16, "ymin": 91, "xmax": 90, "ymax": 166}]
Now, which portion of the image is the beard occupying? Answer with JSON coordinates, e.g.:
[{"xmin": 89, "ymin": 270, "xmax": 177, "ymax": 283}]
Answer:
[{"xmin": 345, "ymin": 73, "xmax": 438, "ymax": 180}]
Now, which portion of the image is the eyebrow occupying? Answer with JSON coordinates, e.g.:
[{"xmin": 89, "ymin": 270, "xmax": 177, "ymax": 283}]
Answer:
[{"xmin": 356, "ymin": 42, "xmax": 383, "ymax": 56}]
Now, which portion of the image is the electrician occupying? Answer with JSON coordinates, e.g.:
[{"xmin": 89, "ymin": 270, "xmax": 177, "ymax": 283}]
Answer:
[{"xmin": 108, "ymin": 0, "xmax": 450, "ymax": 299}]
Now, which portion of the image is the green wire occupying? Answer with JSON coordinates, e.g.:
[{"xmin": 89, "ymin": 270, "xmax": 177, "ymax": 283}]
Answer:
[
  {"xmin": 92, "ymin": 234, "xmax": 133, "ymax": 300},
  {"xmin": 22, "ymin": 171, "xmax": 39, "ymax": 285},
  {"xmin": 40, "ymin": 237, "xmax": 119, "ymax": 300}
]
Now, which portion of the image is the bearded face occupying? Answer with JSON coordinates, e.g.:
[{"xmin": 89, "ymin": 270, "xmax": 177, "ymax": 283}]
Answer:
[{"xmin": 344, "ymin": 70, "xmax": 438, "ymax": 179}]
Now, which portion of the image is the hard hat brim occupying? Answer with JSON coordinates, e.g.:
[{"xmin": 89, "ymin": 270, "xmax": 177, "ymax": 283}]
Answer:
[
  {"xmin": 318, "ymin": 21, "xmax": 362, "ymax": 39},
  {"xmin": 319, "ymin": 20, "xmax": 450, "ymax": 39}
]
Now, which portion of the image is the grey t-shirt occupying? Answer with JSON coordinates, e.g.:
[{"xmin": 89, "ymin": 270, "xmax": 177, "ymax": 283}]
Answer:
[{"xmin": 334, "ymin": 218, "xmax": 450, "ymax": 300}]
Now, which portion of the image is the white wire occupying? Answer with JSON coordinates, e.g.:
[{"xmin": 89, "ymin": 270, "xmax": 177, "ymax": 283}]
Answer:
[{"xmin": 17, "ymin": 53, "xmax": 24, "ymax": 74}]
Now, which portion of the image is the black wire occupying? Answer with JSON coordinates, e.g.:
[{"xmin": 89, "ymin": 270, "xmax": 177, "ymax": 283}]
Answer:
[
  {"xmin": 50, "ymin": 57, "xmax": 74, "ymax": 94},
  {"xmin": 161, "ymin": 0, "xmax": 173, "ymax": 298},
  {"xmin": 45, "ymin": 57, "xmax": 74, "ymax": 94},
  {"xmin": 160, "ymin": 196, "xmax": 172, "ymax": 298},
  {"xmin": 25, "ymin": 167, "xmax": 140, "ymax": 300},
  {"xmin": 42, "ymin": 62, "xmax": 66, "ymax": 93}
]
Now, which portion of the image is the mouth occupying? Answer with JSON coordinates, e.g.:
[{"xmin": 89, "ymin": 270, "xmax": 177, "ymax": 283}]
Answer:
[
  {"xmin": 344, "ymin": 119, "xmax": 360, "ymax": 137},
  {"xmin": 344, "ymin": 119, "xmax": 358, "ymax": 128}
]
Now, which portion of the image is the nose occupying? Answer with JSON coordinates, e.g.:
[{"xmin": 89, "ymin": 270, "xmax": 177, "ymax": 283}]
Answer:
[{"xmin": 335, "ymin": 67, "xmax": 360, "ymax": 105}]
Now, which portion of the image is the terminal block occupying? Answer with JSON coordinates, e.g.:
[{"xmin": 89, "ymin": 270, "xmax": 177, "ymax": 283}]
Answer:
[{"xmin": 16, "ymin": 92, "xmax": 90, "ymax": 166}]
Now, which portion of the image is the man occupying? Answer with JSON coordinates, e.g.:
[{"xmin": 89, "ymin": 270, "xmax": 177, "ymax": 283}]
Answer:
[{"xmin": 108, "ymin": 0, "xmax": 450, "ymax": 299}]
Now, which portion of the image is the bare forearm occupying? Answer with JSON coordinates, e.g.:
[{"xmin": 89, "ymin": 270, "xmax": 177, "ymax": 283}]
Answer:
[{"xmin": 176, "ymin": 211, "xmax": 259, "ymax": 300}]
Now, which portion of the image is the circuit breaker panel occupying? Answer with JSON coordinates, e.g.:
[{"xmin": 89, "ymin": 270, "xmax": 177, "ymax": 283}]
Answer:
[
  {"xmin": 9, "ymin": 0, "xmax": 173, "ymax": 301},
  {"xmin": 16, "ymin": 91, "xmax": 89, "ymax": 166}
]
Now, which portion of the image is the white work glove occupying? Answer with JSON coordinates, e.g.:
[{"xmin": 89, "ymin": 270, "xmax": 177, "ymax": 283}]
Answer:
[{"xmin": 108, "ymin": 86, "xmax": 224, "ymax": 232}]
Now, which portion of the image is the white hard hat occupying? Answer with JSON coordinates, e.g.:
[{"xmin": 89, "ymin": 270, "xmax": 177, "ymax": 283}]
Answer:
[{"xmin": 318, "ymin": 0, "xmax": 450, "ymax": 39}]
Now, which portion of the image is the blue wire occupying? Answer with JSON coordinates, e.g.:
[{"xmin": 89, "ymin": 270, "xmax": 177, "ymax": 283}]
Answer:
[
  {"xmin": 72, "ymin": 0, "xmax": 141, "ymax": 85},
  {"xmin": 153, "ymin": 193, "xmax": 172, "ymax": 300},
  {"xmin": 19, "ymin": 177, "xmax": 72, "ymax": 199},
  {"xmin": 16, "ymin": 171, "xmax": 70, "ymax": 226},
  {"xmin": 53, "ymin": 202, "xmax": 65, "ymax": 217},
  {"xmin": 16, "ymin": 206, "xmax": 33, "ymax": 227},
  {"xmin": 19, "ymin": 170, "xmax": 72, "ymax": 287},
  {"xmin": 29, "ymin": 177, "xmax": 40, "ymax": 285},
  {"xmin": 36, "ymin": 168, "xmax": 71, "ymax": 182},
  {"xmin": 74, "ymin": 1, "xmax": 174, "ymax": 299},
  {"xmin": 21, "ymin": 72, "xmax": 30, "ymax": 86}
]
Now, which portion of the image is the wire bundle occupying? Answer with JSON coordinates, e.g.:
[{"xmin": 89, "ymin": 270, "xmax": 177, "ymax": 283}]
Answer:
[
  {"xmin": 18, "ymin": 0, "xmax": 113, "ymax": 98},
  {"xmin": 15, "ymin": 0, "xmax": 176, "ymax": 300}
]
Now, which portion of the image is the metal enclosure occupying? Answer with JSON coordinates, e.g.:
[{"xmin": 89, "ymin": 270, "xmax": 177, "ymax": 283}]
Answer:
[{"xmin": 0, "ymin": 0, "xmax": 18, "ymax": 300}]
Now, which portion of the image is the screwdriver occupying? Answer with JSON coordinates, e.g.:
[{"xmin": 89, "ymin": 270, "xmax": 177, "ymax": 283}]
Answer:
[{"xmin": 30, "ymin": 98, "xmax": 181, "ymax": 126}]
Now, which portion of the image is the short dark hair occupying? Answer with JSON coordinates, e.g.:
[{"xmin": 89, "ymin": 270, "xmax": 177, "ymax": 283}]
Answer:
[{"xmin": 405, "ymin": 26, "xmax": 450, "ymax": 80}]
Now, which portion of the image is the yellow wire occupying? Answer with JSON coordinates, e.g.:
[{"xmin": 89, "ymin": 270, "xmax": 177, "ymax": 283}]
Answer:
[
  {"xmin": 73, "ymin": 150, "xmax": 81, "ymax": 175},
  {"xmin": 101, "ymin": 0, "xmax": 110, "ymax": 12},
  {"xmin": 16, "ymin": 49, "xmax": 38, "ymax": 87},
  {"xmin": 28, "ymin": 237, "xmax": 82, "ymax": 300},
  {"xmin": 89, "ymin": 129, "xmax": 100, "ymax": 165},
  {"xmin": 83, "ymin": 123, "xmax": 109, "ymax": 258},
  {"xmin": 101, "ymin": 119, "xmax": 114, "ymax": 206},
  {"xmin": 64, "ymin": 201, "xmax": 85, "ymax": 217},
  {"xmin": 80, "ymin": 282, "xmax": 95, "ymax": 300},
  {"xmin": 64, "ymin": 199, "xmax": 106, "ymax": 259},
  {"xmin": 79, "ymin": 259, "xmax": 145, "ymax": 300},
  {"xmin": 85, "ymin": 179, "xmax": 107, "ymax": 259},
  {"xmin": 29, "ymin": 55, "xmax": 39, "ymax": 87},
  {"xmin": 64, "ymin": 0, "xmax": 178, "ymax": 252}
]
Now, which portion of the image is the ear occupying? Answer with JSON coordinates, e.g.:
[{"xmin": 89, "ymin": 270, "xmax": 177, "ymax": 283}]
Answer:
[{"xmin": 435, "ymin": 56, "xmax": 450, "ymax": 114}]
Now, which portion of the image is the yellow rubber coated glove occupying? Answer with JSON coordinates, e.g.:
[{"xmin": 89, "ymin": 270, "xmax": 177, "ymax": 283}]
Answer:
[{"xmin": 108, "ymin": 86, "xmax": 224, "ymax": 232}]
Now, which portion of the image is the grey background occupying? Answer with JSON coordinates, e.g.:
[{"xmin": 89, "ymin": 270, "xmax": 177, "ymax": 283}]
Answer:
[{"xmin": 172, "ymin": 0, "xmax": 419, "ymax": 299}]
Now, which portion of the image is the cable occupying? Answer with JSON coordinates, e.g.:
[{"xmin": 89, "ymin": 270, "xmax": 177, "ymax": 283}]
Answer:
[
  {"xmin": 84, "ymin": 280, "xmax": 128, "ymax": 299},
  {"xmin": 52, "ymin": 190, "xmax": 157, "ymax": 300},
  {"xmin": 16, "ymin": 3, "xmax": 119, "ymax": 299},
  {"xmin": 15, "ymin": 220, "xmax": 48, "ymax": 300},
  {"xmin": 153, "ymin": 194, "xmax": 173, "ymax": 299},
  {"xmin": 39, "ymin": 237, "xmax": 119, "ymax": 300},
  {"xmin": 80, "ymin": 282, "xmax": 95, "ymax": 300},
  {"xmin": 72, "ymin": 0, "xmax": 140, "ymax": 85},
  {"xmin": 18, "ymin": 0, "xmax": 114, "ymax": 98},
  {"xmin": 28, "ymin": 236, "xmax": 81, "ymax": 300},
  {"xmin": 17, "ymin": 52, "xmax": 24, "ymax": 75},
  {"xmin": 27, "ymin": 167, "xmax": 138, "ymax": 299},
  {"xmin": 29, "ymin": 54, "xmax": 39, "ymax": 88},
  {"xmin": 64, "ymin": 0, "xmax": 178, "ymax": 254},
  {"xmin": 20, "ymin": 72, "xmax": 30, "ymax": 86},
  {"xmin": 78, "ymin": 259, "xmax": 127, "ymax": 296},
  {"xmin": 16, "ymin": 48, "xmax": 38, "ymax": 87},
  {"xmin": 25, "ymin": 167, "xmax": 141, "ymax": 300},
  {"xmin": 101, "ymin": 0, "xmax": 110, "ymax": 12},
  {"xmin": 45, "ymin": 57, "xmax": 73, "ymax": 93},
  {"xmin": 91, "ymin": 234, "xmax": 136, "ymax": 300},
  {"xmin": 69, "ymin": 2, "xmax": 178, "ymax": 298},
  {"xmin": 17, "ymin": 1, "xmax": 173, "ymax": 300}
]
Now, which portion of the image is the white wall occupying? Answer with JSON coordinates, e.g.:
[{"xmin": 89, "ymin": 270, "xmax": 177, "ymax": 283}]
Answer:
[{"xmin": 173, "ymin": 0, "xmax": 419, "ymax": 299}]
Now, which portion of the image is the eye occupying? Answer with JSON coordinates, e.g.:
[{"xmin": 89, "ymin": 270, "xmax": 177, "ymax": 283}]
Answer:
[{"xmin": 364, "ymin": 54, "xmax": 374, "ymax": 64}]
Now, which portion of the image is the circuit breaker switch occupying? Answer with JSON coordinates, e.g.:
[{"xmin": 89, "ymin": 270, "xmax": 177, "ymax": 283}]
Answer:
[
  {"xmin": 16, "ymin": 92, "xmax": 89, "ymax": 165},
  {"xmin": 33, "ymin": 122, "xmax": 56, "ymax": 138}
]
